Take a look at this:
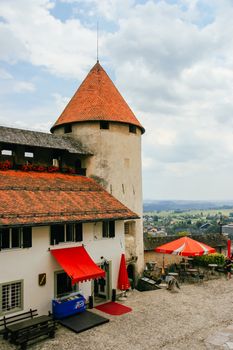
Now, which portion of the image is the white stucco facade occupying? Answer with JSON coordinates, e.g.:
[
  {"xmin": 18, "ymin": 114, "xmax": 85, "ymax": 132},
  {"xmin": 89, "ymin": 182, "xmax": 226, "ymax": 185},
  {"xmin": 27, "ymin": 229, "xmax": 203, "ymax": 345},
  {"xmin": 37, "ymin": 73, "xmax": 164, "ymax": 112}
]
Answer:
[{"xmin": 0, "ymin": 221, "xmax": 125, "ymax": 316}]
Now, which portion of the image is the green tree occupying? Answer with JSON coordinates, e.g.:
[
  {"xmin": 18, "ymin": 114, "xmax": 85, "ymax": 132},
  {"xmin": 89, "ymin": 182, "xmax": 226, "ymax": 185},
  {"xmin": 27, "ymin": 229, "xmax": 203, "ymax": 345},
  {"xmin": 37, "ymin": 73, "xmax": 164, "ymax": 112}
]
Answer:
[{"xmin": 177, "ymin": 231, "xmax": 190, "ymax": 237}]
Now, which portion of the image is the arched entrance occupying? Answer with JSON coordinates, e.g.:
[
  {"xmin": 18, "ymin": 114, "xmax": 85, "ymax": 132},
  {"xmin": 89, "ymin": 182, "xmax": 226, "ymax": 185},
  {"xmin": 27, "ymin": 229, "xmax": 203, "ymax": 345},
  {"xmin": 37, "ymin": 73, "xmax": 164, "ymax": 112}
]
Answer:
[{"xmin": 127, "ymin": 263, "xmax": 136, "ymax": 289}]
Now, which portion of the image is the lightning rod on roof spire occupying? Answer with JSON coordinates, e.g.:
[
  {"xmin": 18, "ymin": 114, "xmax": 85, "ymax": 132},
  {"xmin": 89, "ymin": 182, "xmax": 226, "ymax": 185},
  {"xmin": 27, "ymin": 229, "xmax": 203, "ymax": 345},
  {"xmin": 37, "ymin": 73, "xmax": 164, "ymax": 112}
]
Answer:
[{"xmin": 97, "ymin": 21, "xmax": 99, "ymax": 63}]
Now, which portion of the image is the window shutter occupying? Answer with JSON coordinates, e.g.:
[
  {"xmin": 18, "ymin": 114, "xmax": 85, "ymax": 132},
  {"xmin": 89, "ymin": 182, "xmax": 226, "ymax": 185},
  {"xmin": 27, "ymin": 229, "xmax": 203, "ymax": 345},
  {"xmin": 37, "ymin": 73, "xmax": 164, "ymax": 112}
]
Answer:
[
  {"xmin": 22, "ymin": 227, "xmax": 32, "ymax": 248},
  {"xmin": 1, "ymin": 228, "xmax": 10, "ymax": 249},
  {"xmin": 109, "ymin": 221, "xmax": 115, "ymax": 238},
  {"xmin": 75, "ymin": 223, "xmax": 83, "ymax": 242},
  {"xmin": 102, "ymin": 222, "xmax": 108, "ymax": 238},
  {"xmin": 50, "ymin": 226, "xmax": 56, "ymax": 245}
]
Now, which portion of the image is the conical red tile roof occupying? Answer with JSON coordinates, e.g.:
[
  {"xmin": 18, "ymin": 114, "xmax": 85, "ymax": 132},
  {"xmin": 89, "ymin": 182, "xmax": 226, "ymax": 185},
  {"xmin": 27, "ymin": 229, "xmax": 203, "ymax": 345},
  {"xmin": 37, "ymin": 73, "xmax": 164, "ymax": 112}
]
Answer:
[{"xmin": 51, "ymin": 61, "xmax": 145, "ymax": 133}]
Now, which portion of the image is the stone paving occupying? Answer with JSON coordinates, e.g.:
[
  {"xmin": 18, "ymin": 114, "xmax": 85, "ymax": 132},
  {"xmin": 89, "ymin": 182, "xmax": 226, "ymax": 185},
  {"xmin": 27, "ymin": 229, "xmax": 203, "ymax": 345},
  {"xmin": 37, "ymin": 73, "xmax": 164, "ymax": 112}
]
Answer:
[
  {"xmin": 205, "ymin": 325, "xmax": 233, "ymax": 349},
  {"xmin": 1, "ymin": 278, "xmax": 233, "ymax": 350}
]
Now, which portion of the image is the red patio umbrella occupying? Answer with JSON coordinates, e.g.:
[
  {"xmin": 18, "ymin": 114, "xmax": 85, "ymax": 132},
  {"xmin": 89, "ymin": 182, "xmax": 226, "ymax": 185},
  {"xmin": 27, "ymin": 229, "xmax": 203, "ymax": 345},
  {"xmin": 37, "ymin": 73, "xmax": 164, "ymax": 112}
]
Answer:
[
  {"xmin": 117, "ymin": 254, "xmax": 130, "ymax": 291},
  {"xmin": 155, "ymin": 236, "xmax": 216, "ymax": 256},
  {"xmin": 227, "ymin": 239, "xmax": 231, "ymax": 258}
]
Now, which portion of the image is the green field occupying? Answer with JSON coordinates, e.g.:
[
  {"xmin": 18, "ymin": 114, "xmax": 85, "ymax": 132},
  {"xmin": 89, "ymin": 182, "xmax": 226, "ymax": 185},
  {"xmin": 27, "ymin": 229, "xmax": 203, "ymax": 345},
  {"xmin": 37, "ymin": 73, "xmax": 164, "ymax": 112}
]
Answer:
[{"xmin": 144, "ymin": 208, "xmax": 233, "ymax": 218}]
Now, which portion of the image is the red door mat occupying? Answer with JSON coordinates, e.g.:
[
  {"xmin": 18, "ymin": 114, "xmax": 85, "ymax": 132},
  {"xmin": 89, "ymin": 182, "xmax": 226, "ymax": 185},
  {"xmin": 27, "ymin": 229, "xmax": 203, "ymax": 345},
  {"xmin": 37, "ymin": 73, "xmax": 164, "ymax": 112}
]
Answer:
[{"xmin": 95, "ymin": 302, "xmax": 132, "ymax": 316}]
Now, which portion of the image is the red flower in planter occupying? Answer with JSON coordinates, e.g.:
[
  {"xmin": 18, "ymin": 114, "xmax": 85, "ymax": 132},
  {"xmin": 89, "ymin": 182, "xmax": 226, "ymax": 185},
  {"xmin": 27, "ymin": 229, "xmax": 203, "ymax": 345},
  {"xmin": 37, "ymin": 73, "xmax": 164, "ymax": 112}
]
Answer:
[
  {"xmin": 20, "ymin": 163, "xmax": 33, "ymax": 171},
  {"xmin": 32, "ymin": 165, "xmax": 46, "ymax": 172},
  {"xmin": 62, "ymin": 167, "xmax": 75, "ymax": 174},
  {"xmin": 0, "ymin": 160, "xmax": 12, "ymax": 170},
  {"xmin": 47, "ymin": 166, "xmax": 59, "ymax": 173}
]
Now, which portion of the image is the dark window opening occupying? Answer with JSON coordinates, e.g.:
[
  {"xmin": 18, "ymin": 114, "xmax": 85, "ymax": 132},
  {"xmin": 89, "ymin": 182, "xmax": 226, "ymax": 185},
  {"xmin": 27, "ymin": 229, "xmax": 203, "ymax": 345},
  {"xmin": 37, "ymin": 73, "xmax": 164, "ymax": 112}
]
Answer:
[
  {"xmin": 56, "ymin": 272, "xmax": 73, "ymax": 297},
  {"xmin": 129, "ymin": 124, "xmax": 136, "ymax": 133},
  {"xmin": 50, "ymin": 225, "xmax": 65, "ymax": 245},
  {"xmin": 102, "ymin": 222, "xmax": 108, "ymax": 238},
  {"xmin": 22, "ymin": 227, "xmax": 32, "ymax": 248},
  {"xmin": 75, "ymin": 223, "xmax": 83, "ymax": 242},
  {"xmin": 0, "ymin": 227, "xmax": 32, "ymax": 250},
  {"xmin": 100, "ymin": 121, "xmax": 109, "ymax": 130},
  {"xmin": 75, "ymin": 159, "xmax": 86, "ymax": 175},
  {"xmin": 102, "ymin": 221, "xmax": 115, "ymax": 238},
  {"xmin": 66, "ymin": 224, "xmax": 74, "ymax": 242},
  {"xmin": 0, "ymin": 229, "xmax": 10, "ymax": 249},
  {"xmin": 75, "ymin": 159, "xmax": 82, "ymax": 169},
  {"xmin": 11, "ymin": 228, "xmax": 20, "ymax": 248},
  {"xmin": 50, "ymin": 224, "xmax": 83, "ymax": 245},
  {"xmin": 75, "ymin": 159, "xmax": 83, "ymax": 175},
  {"xmin": 64, "ymin": 124, "xmax": 72, "ymax": 133},
  {"xmin": 109, "ymin": 221, "xmax": 115, "ymax": 238}
]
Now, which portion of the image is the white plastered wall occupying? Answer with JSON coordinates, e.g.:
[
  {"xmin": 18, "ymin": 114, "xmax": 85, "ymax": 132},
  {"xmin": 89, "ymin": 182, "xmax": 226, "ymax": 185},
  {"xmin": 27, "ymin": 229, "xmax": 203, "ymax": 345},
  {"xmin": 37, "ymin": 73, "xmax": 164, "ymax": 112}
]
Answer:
[{"xmin": 0, "ymin": 221, "xmax": 125, "ymax": 316}]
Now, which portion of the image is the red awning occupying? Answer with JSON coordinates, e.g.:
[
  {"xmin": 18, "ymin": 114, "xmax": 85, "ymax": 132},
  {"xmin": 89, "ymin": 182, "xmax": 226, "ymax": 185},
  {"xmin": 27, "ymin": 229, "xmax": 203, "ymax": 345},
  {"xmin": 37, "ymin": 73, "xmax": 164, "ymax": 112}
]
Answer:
[{"xmin": 51, "ymin": 246, "xmax": 105, "ymax": 284}]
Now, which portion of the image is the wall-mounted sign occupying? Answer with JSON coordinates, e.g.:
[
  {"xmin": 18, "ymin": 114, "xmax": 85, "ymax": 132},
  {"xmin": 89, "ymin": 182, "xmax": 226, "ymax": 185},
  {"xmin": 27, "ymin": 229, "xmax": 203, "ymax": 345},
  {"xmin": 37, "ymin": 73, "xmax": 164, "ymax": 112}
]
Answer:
[{"xmin": 38, "ymin": 273, "xmax": 46, "ymax": 286}]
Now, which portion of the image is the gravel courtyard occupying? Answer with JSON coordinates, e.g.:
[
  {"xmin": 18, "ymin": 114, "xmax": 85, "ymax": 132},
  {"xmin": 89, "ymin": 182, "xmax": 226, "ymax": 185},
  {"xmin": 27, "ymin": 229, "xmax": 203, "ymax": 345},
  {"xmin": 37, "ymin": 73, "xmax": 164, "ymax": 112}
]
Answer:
[{"xmin": 1, "ymin": 276, "xmax": 233, "ymax": 350}]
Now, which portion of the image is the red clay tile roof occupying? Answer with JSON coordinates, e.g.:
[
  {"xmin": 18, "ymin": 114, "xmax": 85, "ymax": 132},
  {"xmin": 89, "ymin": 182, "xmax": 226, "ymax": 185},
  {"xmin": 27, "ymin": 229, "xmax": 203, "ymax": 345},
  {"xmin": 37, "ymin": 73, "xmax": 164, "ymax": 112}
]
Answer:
[
  {"xmin": 51, "ymin": 61, "xmax": 145, "ymax": 133},
  {"xmin": 0, "ymin": 170, "xmax": 139, "ymax": 226}
]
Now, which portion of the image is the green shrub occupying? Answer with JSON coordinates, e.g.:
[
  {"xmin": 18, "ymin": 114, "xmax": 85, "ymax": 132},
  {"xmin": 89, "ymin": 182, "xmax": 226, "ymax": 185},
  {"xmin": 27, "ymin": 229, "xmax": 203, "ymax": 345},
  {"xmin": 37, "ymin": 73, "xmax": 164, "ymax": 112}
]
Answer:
[
  {"xmin": 193, "ymin": 253, "xmax": 225, "ymax": 267},
  {"xmin": 177, "ymin": 231, "xmax": 190, "ymax": 237}
]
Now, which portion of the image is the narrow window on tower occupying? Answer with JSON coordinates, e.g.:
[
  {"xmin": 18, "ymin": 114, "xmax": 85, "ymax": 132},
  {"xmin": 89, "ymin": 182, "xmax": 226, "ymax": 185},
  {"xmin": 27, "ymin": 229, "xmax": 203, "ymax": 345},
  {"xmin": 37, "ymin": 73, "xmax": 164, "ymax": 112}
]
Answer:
[
  {"xmin": 100, "ymin": 121, "xmax": 109, "ymax": 130},
  {"xmin": 129, "ymin": 124, "xmax": 136, "ymax": 134},
  {"xmin": 64, "ymin": 124, "xmax": 72, "ymax": 133}
]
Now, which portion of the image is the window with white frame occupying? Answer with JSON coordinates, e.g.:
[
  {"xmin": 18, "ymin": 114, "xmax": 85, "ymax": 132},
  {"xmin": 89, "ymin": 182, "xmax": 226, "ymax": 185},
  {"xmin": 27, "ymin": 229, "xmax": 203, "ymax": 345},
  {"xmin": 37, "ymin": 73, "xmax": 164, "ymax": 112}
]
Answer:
[
  {"xmin": 0, "ymin": 280, "xmax": 23, "ymax": 314},
  {"xmin": 24, "ymin": 151, "xmax": 34, "ymax": 158},
  {"xmin": 1, "ymin": 149, "xmax": 12, "ymax": 156},
  {"xmin": 0, "ymin": 227, "xmax": 32, "ymax": 250},
  {"xmin": 50, "ymin": 223, "xmax": 83, "ymax": 245},
  {"xmin": 52, "ymin": 158, "xmax": 59, "ymax": 167},
  {"xmin": 102, "ymin": 221, "xmax": 115, "ymax": 238}
]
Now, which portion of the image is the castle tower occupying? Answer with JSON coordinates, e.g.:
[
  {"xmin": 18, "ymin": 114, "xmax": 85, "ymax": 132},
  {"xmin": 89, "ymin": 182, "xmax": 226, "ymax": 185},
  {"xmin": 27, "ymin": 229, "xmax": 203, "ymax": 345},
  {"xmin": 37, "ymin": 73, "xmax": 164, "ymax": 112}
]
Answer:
[{"xmin": 51, "ymin": 61, "xmax": 145, "ymax": 276}]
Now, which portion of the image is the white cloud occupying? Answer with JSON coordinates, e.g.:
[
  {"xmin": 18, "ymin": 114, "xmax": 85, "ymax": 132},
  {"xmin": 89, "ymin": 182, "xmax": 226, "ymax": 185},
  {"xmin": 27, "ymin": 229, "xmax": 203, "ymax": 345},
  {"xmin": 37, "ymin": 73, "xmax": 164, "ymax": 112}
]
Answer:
[
  {"xmin": 0, "ymin": 101, "xmax": 55, "ymax": 132},
  {"xmin": 0, "ymin": 68, "xmax": 12, "ymax": 80},
  {"xmin": 100, "ymin": 0, "xmax": 233, "ymax": 199},
  {"xmin": 52, "ymin": 92, "xmax": 70, "ymax": 112},
  {"xmin": 0, "ymin": 0, "xmax": 97, "ymax": 77},
  {"xmin": 60, "ymin": 0, "xmax": 135, "ymax": 21},
  {"xmin": 1, "ymin": 0, "xmax": 233, "ymax": 199},
  {"xmin": 0, "ymin": 68, "xmax": 36, "ymax": 93}
]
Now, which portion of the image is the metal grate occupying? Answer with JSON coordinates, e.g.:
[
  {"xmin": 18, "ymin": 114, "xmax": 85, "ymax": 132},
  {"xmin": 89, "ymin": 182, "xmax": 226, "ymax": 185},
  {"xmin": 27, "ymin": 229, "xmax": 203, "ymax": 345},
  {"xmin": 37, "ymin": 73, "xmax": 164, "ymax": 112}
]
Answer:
[
  {"xmin": 2, "ymin": 282, "xmax": 22, "ymax": 312},
  {"xmin": 124, "ymin": 222, "xmax": 130, "ymax": 235}
]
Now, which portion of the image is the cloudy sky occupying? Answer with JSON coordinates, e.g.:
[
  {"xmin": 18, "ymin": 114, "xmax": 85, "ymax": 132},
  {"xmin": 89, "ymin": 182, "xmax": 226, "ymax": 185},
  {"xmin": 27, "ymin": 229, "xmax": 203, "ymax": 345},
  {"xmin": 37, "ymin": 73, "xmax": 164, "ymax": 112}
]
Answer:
[{"xmin": 1, "ymin": 0, "xmax": 233, "ymax": 201}]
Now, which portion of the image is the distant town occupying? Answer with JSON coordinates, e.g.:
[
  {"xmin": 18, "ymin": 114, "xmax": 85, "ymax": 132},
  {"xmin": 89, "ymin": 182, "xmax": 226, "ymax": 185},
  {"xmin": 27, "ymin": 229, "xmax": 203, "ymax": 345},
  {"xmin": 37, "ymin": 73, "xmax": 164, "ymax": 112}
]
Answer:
[{"xmin": 143, "ymin": 200, "xmax": 233, "ymax": 238}]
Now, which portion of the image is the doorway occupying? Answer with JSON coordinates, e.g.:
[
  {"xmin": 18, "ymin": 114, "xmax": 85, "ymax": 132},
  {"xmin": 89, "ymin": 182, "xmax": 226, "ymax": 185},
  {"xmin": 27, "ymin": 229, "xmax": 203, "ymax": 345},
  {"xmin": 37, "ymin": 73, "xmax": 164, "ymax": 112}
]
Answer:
[
  {"xmin": 127, "ymin": 263, "xmax": 136, "ymax": 289},
  {"xmin": 92, "ymin": 261, "xmax": 111, "ymax": 305}
]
